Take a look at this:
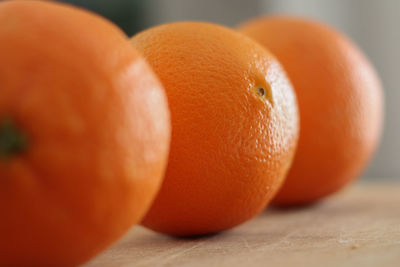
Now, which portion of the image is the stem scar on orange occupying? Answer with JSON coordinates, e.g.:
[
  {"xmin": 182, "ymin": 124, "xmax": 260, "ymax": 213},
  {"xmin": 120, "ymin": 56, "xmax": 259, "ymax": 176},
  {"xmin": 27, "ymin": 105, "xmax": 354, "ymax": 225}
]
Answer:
[
  {"xmin": 0, "ymin": 1, "xmax": 170, "ymax": 266},
  {"xmin": 239, "ymin": 16, "xmax": 383, "ymax": 205},
  {"xmin": 131, "ymin": 22, "xmax": 299, "ymax": 236},
  {"xmin": 0, "ymin": 119, "xmax": 28, "ymax": 159}
]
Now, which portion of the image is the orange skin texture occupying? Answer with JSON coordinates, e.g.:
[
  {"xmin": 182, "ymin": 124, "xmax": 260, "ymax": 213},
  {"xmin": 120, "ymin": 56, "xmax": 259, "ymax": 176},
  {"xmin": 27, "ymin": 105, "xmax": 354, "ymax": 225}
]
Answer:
[
  {"xmin": 131, "ymin": 22, "xmax": 299, "ymax": 236},
  {"xmin": 239, "ymin": 16, "xmax": 383, "ymax": 206},
  {"xmin": 0, "ymin": 1, "xmax": 170, "ymax": 266}
]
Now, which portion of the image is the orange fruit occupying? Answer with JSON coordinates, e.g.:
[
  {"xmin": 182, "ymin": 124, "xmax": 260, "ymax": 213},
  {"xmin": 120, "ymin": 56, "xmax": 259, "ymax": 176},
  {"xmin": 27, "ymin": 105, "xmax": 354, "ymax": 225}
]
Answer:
[
  {"xmin": 0, "ymin": 1, "xmax": 170, "ymax": 266},
  {"xmin": 239, "ymin": 16, "xmax": 383, "ymax": 205},
  {"xmin": 131, "ymin": 22, "xmax": 299, "ymax": 236}
]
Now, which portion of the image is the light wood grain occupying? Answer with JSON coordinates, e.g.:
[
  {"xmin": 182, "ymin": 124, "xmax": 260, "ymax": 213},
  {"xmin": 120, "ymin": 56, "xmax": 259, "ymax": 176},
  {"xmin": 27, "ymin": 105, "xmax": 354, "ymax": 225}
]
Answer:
[{"xmin": 84, "ymin": 183, "xmax": 400, "ymax": 267}]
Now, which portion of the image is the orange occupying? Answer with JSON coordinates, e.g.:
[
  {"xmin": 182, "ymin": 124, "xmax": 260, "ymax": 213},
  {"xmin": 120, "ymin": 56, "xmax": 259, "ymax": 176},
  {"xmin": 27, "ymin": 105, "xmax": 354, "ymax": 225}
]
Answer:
[
  {"xmin": 0, "ymin": 1, "xmax": 170, "ymax": 266},
  {"xmin": 239, "ymin": 16, "xmax": 383, "ymax": 205},
  {"xmin": 131, "ymin": 22, "xmax": 299, "ymax": 236}
]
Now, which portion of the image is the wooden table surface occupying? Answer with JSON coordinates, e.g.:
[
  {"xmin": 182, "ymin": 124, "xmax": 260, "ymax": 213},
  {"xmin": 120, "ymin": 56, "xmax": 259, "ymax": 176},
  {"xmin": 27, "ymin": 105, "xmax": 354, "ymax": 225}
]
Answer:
[{"xmin": 85, "ymin": 182, "xmax": 400, "ymax": 267}]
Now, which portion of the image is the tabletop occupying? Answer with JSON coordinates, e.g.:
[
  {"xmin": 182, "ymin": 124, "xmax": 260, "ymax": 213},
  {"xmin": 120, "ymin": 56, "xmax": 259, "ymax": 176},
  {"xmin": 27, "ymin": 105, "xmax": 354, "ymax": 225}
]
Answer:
[{"xmin": 85, "ymin": 182, "xmax": 400, "ymax": 267}]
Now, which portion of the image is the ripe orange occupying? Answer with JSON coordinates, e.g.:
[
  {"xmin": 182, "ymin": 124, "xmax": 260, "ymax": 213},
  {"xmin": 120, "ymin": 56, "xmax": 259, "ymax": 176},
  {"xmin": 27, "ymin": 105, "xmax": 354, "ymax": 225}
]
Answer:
[
  {"xmin": 0, "ymin": 1, "xmax": 170, "ymax": 266},
  {"xmin": 131, "ymin": 22, "xmax": 299, "ymax": 236},
  {"xmin": 239, "ymin": 16, "xmax": 383, "ymax": 205}
]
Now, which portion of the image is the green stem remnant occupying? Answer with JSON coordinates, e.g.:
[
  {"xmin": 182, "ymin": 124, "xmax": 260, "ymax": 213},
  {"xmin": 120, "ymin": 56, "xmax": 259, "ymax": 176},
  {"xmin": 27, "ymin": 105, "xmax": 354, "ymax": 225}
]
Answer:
[{"xmin": 0, "ymin": 119, "xmax": 28, "ymax": 159}]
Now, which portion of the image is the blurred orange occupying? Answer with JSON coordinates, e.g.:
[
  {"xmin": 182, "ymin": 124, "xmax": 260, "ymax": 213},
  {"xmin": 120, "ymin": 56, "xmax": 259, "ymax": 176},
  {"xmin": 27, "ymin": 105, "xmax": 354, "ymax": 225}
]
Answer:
[
  {"xmin": 0, "ymin": 1, "xmax": 170, "ymax": 266},
  {"xmin": 239, "ymin": 16, "xmax": 383, "ymax": 205}
]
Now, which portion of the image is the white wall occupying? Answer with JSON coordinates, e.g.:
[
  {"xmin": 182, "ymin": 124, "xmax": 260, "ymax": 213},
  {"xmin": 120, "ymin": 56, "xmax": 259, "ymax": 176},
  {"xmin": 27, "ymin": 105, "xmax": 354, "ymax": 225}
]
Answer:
[{"xmin": 145, "ymin": 0, "xmax": 261, "ymax": 27}]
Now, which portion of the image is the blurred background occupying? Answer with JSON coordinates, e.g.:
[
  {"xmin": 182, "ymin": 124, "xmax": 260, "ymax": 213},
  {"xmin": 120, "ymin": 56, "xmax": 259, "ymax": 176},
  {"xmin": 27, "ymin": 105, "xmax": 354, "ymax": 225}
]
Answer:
[{"xmin": 59, "ymin": 0, "xmax": 399, "ymax": 181}]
